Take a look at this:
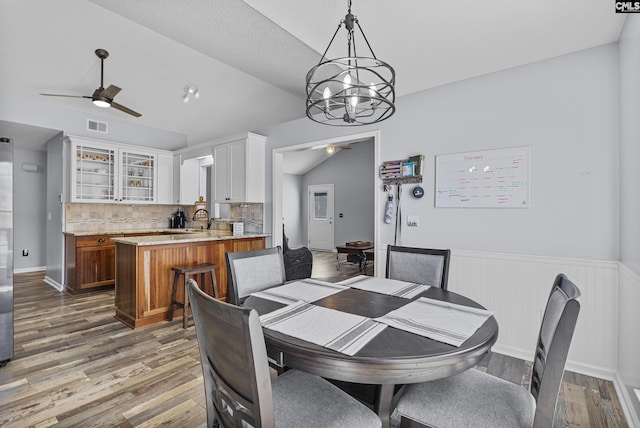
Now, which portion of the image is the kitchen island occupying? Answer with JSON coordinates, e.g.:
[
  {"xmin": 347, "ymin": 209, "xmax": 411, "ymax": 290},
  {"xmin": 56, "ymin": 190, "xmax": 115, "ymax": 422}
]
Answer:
[{"xmin": 112, "ymin": 230, "xmax": 267, "ymax": 328}]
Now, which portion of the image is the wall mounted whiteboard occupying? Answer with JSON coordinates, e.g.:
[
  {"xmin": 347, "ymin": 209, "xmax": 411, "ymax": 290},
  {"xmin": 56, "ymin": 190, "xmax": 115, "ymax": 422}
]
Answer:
[{"xmin": 435, "ymin": 146, "xmax": 530, "ymax": 208}]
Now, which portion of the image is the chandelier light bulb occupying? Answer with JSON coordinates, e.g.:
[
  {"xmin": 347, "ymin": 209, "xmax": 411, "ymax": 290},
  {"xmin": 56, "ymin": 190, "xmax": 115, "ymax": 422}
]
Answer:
[
  {"xmin": 323, "ymin": 87, "xmax": 331, "ymax": 110},
  {"xmin": 343, "ymin": 74, "xmax": 352, "ymax": 90},
  {"xmin": 347, "ymin": 95, "xmax": 358, "ymax": 117}
]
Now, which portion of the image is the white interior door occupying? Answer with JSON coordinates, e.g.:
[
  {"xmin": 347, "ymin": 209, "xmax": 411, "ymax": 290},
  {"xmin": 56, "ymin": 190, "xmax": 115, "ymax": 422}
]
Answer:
[{"xmin": 308, "ymin": 184, "xmax": 334, "ymax": 250}]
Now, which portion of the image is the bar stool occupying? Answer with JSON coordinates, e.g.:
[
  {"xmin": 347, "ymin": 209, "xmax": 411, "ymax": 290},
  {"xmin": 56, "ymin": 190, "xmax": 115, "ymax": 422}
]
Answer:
[{"xmin": 169, "ymin": 263, "xmax": 217, "ymax": 328}]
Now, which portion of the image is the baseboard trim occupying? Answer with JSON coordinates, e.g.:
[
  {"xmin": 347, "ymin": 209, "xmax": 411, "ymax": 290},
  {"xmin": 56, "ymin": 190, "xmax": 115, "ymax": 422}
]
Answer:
[
  {"xmin": 43, "ymin": 276, "xmax": 63, "ymax": 291},
  {"xmin": 614, "ymin": 372, "xmax": 640, "ymax": 428},
  {"xmin": 14, "ymin": 266, "xmax": 46, "ymax": 274},
  {"xmin": 493, "ymin": 342, "xmax": 617, "ymax": 381}
]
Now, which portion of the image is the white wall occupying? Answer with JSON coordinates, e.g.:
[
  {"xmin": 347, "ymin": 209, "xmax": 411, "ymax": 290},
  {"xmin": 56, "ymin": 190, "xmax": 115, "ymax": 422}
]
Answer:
[
  {"xmin": 282, "ymin": 173, "xmax": 303, "ymax": 247},
  {"xmin": 44, "ymin": 133, "xmax": 64, "ymax": 289},
  {"xmin": 13, "ymin": 148, "xmax": 47, "ymax": 270},
  {"xmin": 260, "ymin": 43, "xmax": 620, "ymax": 262},
  {"xmin": 0, "ymin": 97, "xmax": 186, "ymax": 151},
  {"xmin": 619, "ymin": 16, "xmax": 640, "ymax": 275},
  {"xmin": 617, "ymin": 14, "xmax": 640, "ymax": 424},
  {"xmin": 301, "ymin": 141, "xmax": 375, "ymax": 246}
]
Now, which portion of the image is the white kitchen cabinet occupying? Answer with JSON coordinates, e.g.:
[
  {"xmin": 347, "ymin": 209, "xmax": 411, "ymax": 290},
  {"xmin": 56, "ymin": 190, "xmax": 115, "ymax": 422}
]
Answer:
[
  {"xmin": 212, "ymin": 133, "xmax": 265, "ymax": 203},
  {"xmin": 71, "ymin": 141, "xmax": 117, "ymax": 203},
  {"xmin": 68, "ymin": 136, "xmax": 171, "ymax": 204},
  {"xmin": 119, "ymin": 149, "xmax": 156, "ymax": 203},
  {"xmin": 180, "ymin": 157, "xmax": 200, "ymax": 205},
  {"xmin": 156, "ymin": 153, "xmax": 174, "ymax": 205}
]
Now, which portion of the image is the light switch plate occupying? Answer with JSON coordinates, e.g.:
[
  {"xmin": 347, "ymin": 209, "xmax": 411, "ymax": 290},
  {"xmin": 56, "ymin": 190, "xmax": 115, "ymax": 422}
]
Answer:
[{"xmin": 407, "ymin": 215, "xmax": 419, "ymax": 227}]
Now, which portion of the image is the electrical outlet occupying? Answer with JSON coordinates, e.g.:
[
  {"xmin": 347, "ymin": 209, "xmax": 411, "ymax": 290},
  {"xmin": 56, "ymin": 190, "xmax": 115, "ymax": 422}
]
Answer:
[
  {"xmin": 22, "ymin": 249, "xmax": 29, "ymax": 256},
  {"xmin": 407, "ymin": 215, "xmax": 419, "ymax": 227}
]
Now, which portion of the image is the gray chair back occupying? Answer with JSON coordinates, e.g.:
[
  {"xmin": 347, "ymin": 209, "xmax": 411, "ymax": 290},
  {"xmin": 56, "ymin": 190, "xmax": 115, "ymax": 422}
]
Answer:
[
  {"xmin": 187, "ymin": 279, "xmax": 275, "ymax": 428},
  {"xmin": 386, "ymin": 245, "xmax": 451, "ymax": 289},
  {"xmin": 226, "ymin": 247, "xmax": 286, "ymax": 305},
  {"xmin": 531, "ymin": 273, "xmax": 581, "ymax": 427}
]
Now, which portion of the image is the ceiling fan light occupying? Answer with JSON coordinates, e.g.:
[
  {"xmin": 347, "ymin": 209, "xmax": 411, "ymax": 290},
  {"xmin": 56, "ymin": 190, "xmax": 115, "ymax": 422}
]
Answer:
[{"xmin": 92, "ymin": 98, "xmax": 110, "ymax": 108}]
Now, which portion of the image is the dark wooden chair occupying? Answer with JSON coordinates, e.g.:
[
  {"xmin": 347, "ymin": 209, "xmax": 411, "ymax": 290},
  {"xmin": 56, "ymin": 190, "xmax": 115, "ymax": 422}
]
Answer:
[
  {"xmin": 225, "ymin": 247, "xmax": 286, "ymax": 305},
  {"xmin": 392, "ymin": 273, "xmax": 581, "ymax": 428},
  {"xmin": 386, "ymin": 245, "xmax": 451, "ymax": 289},
  {"xmin": 186, "ymin": 279, "xmax": 382, "ymax": 428}
]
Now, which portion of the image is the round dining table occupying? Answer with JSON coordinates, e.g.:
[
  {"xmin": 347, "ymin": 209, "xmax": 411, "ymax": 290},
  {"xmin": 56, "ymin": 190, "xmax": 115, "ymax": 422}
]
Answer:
[{"xmin": 244, "ymin": 284, "xmax": 499, "ymax": 428}]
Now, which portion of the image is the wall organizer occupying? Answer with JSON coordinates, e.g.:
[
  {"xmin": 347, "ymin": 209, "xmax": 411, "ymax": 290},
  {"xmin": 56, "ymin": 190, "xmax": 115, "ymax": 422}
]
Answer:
[
  {"xmin": 379, "ymin": 155, "xmax": 424, "ymax": 185},
  {"xmin": 380, "ymin": 154, "xmax": 424, "ymax": 245}
]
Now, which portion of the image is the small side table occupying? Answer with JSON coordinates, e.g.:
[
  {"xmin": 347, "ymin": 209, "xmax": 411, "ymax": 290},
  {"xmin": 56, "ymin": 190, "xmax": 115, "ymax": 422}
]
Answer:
[{"xmin": 169, "ymin": 263, "xmax": 217, "ymax": 328}]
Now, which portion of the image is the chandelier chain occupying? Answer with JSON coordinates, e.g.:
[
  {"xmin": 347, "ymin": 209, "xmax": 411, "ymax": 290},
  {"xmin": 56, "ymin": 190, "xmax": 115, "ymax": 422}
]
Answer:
[
  {"xmin": 356, "ymin": 20, "xmax": 377, "ymax": 59},
  {"xmin": 320, "ymin": 23, "xmax": 343, "ymax": 64}
]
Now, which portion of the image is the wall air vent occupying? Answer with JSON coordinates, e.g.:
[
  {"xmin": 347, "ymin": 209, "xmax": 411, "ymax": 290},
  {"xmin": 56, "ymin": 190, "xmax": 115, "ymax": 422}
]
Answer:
[{"xmin": 87, "ymin": 119, "xmax": 108, "ymax": 134}]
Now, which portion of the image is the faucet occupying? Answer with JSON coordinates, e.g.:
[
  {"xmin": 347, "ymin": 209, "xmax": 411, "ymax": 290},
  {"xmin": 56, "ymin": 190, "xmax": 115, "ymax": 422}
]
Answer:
[{"xmin": 192, "ymin": 209, "xmax": 211, "ymax": 229}]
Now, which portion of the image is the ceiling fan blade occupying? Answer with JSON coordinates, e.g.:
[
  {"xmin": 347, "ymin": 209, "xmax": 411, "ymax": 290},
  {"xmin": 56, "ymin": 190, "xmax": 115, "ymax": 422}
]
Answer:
[
  {"xmin": 40, "ymin": 93, "xmax": 91, "ymax": 99},
  {"xmin": 100, "ymin": 84, "xmax": 121, "ymax": 99},
  {"xmin": 110, "ymin": 101, "xmax": 142, "ymax": 117}
]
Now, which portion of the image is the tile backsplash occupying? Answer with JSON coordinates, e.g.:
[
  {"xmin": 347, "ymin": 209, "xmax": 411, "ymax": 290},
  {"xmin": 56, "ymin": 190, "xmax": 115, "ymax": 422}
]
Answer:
[{"xmin": 64, "ymin": 202, "xmax": 264, "ymax": 234}]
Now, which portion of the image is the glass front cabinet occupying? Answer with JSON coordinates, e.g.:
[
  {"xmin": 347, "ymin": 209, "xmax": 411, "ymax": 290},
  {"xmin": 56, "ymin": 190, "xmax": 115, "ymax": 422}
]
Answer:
[{"xmin": 69, "ymin": 137, "xmax": 164, "ymax": 204}]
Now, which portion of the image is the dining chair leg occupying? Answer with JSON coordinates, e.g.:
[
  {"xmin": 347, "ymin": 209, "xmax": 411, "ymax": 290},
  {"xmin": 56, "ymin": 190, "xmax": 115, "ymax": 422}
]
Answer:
[{"xmin": 183, "ymin": 276, "xmax": 190, "ymax": 329}]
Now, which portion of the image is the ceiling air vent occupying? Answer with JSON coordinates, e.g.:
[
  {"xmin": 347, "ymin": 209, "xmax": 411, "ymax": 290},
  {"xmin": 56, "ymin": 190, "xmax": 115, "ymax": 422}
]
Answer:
[{"xmin": 87, "ymin": 119, "xmax": 108, "ymax": 134}]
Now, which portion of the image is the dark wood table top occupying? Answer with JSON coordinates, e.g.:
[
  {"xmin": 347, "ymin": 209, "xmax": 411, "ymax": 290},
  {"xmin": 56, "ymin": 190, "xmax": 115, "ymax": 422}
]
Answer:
[
  {"xmin": 245, "ymin": 280, "xmax": 498, "ymax": 427},
  {"xmin": 244, "ymin": 284, "xmax": 498, "ymax": 385},
  {"xmin": 336, "ymin": 242, "xmax": 374, "ymax": 253}
]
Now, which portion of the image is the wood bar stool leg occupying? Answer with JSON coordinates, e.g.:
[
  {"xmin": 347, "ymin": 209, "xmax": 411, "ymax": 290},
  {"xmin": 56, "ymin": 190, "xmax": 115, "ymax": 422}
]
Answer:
[
  {"xmin": 169, "ymin": 269, "xmax": 180, "ymax": 322},
  {"xmin": 200, "ymin": 272, "xmax": 208, "ymax": 297}
]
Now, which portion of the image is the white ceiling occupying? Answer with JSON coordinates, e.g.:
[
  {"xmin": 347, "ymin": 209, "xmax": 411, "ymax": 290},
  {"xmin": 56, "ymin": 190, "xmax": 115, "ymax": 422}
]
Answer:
[{"xmin": 0, "ymin": 0, "xmax": 626, "ymax": 151}]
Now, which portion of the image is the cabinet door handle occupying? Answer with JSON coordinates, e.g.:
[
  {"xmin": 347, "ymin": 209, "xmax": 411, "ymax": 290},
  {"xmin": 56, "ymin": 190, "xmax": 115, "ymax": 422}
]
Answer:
[{"xmin": 98, "ymin": 238, "xmax": 105, "ymax": 243}]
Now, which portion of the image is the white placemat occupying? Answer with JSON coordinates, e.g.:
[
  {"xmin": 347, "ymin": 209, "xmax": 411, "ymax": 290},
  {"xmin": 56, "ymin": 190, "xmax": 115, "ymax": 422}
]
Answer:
[
  {"xmin": 338, "ymin": 275, "xmax": 430, "ymax": 299},
  {"xmin": 375, "ymin": 297, "xmax": 493, "ymax": 347},
  {"xmin": 251, "ymin": 279, "xmax": 348, "ymax": 304},
  {"xmin": 260, "ymin": 301, "xmax": 386, "ymax": 356}
]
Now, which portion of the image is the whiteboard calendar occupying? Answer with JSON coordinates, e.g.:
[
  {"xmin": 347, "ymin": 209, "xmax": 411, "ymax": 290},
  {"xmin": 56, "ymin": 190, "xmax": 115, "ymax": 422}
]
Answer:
[{"xmin": 435, "ymin": 146, "xmax": 530, "ymax": 208}]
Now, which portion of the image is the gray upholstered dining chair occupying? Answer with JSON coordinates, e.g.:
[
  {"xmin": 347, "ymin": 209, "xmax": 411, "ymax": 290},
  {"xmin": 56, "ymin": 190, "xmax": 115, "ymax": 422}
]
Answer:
[
  {"xmin": 187, "ymin": 279, "xmax": 382, "ymax": 428},
  {"xmin": 386, "ymin": 245, "xmax": 451, "ymax": 289},
  {"xmin": 225, "ymin": 246, "xmax": 287, "ymax": 305},
  {"xmin": 391, "ymin": 273, "xmax": 581, "ymax": 428}
]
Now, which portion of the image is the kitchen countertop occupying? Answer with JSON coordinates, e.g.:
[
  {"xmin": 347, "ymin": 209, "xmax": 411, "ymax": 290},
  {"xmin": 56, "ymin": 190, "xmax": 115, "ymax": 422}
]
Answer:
[
  {"xmin": 112, "ymin": 230, "xmax": 270, "ymax": 246},
  {"xmin": 64, "ymin": 228, "xmax": 193, "ymax": 236}
]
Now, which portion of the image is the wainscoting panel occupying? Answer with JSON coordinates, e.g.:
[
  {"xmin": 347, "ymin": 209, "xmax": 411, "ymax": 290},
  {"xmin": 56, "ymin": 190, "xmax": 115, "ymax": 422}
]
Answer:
[
  {"xmin": 618, "ymin": 264, "xmax": 640, "ymax": 387},
  {"xmin": 447, "ymin": 250, "xmax": 619, "ymax": 379}
]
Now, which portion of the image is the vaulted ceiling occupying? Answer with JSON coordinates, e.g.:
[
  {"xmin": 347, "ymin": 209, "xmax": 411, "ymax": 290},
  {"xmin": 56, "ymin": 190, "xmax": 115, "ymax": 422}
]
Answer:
[{"xmin": 0, "ymin": 0, "xmax": 626, "ymax": 149}]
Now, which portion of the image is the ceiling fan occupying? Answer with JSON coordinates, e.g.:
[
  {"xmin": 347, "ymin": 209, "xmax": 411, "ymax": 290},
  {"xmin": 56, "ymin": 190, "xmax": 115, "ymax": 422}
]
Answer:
[
  {"xmin": 40, "ymin": 49, "xmax": 142, "ymax": 118},
  {"xmin": 326, "ymin": 144, "xmax": 351, "ymax": 154}
]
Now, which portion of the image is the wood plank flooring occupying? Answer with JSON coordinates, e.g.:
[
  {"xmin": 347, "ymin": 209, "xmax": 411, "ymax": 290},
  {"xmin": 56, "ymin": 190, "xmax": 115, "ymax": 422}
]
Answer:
[{"xmin": 0, "ymin": 261, "xmax": 628, "ymax": 427}]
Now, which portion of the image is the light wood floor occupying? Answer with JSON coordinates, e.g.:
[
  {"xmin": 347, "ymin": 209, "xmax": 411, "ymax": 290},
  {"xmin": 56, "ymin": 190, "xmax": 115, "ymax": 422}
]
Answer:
[{"xmin": 0, "ymin": 260, "xmax": 628, "ymax": 427}]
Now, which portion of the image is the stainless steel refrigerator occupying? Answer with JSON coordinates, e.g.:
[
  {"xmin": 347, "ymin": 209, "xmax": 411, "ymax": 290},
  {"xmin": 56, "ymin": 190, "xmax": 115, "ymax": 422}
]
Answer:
[{"xmin": 0, "ymin": 137, "xmax": 13, "ymax": 366}]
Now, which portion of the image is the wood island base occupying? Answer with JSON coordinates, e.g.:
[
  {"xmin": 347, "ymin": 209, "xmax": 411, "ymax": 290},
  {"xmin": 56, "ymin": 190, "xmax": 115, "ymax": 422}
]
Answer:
[{"xmin": 114, "ymin": 235, "xmax": 265, "ymax": 329}]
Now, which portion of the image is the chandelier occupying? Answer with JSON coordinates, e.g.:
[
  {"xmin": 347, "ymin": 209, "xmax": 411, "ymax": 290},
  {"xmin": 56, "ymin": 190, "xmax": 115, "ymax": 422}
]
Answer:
[{"xmin": 305, "ymin": 0, "xmax": 396, "ymax": 126}]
